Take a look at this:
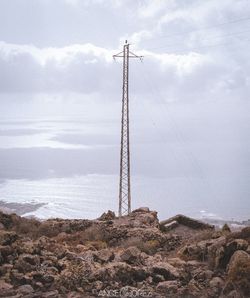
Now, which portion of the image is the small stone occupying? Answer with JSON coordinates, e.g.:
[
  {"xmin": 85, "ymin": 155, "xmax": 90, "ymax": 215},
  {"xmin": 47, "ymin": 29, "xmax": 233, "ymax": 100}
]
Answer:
[
  {"xmin": 42, "ymin": 290, "xmax": 59, "ymax": 298},
  {"xmin": 167, "ymin": 257, "xmax": 186, "ymax": 267},
  {"xmin": 21, "ymin": 254, "xmax": 40, "ymax": 265},
  {"xmin": 209, "ymin": 277, "xmax": 224, "ymax": 288},
  {"xmin": 0, "ymin": 245, "xmax": 13, "ymax": 258},
  {"xmin": 92, "ymin": 280, "xmax": 103, "ymax": 291},
  {"xmin": 42, "ymin": 274, "xmax": 55, "ymax": 284},
  {"xmin": 186, "ymin": 260, "xmax": 203, "ymax": 267},
  {"xmin": 66, "ymin": 292, "xmax": 83, "ymax": 298},
  {"xmin": 227, "ymin": 290, "xmax": 242, "ymax": 298},
  {"xmin": 93, "ymin": 249, "xmax": 114, "ymax": 263},
  {"xmin": 0, "ymin": 263, "xmax": 13, "ymax": 276},
  {"xmin": 34, "ymin": 282, "xmax": 43, "ymax": 289},
  {"xmin": 120, "ymin": 246, "xmax": 141, "ymax": 264},
  {"xmin": 156, "ymin": 280, "xmax": 179, "ymax": 294},
  {"xmin": 18, "ymin": 284, "xmax": 34, "ymax": 294},
  {"xmin": 246, "ymin": 245, "xmax": 250, "ymax": 254},
  {"xmin": 187, "ymin": 279, "xmax": 203, "ymax": 296},
  {"xmin": 0, "ymin": 280, "xmax": 13, "ymax": 291},
  {"xmin": 132, "ymin": 207, "xmax": 150, "ymax": 213},
  {"xmin": 152, "ymin": 274, "xmax": 165, "ymax": 283},
  {"xmin": 194, "ymin": 269, "xmax": 213, "ymax": 282},
  {"xmin": 0, "ymin": 280, "xmax": 15, "ymax": 297}
]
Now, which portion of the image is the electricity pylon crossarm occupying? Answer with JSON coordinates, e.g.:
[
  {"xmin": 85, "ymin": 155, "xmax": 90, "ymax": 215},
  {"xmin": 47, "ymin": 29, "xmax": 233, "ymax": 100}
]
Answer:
[{"xmin": 113, "ymin": 41, "xmax": 143, "ymax": 217}]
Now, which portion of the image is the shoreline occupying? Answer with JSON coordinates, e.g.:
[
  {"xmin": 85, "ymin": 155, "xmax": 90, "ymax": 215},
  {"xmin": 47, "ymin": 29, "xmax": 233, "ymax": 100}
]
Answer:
[
  {"xmin": 0, "ymin": 200, "xmax": 46, "ymax": 216},
  {"xmin": 0, "ymin": 200, "xmax": 249, "ymax": 229}
]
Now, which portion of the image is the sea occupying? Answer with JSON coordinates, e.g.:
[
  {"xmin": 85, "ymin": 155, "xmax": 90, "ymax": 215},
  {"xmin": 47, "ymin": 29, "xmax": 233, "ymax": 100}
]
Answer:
[{"xmin": 0, "ymin": 117, "xmax": 249, "ymax": 222}]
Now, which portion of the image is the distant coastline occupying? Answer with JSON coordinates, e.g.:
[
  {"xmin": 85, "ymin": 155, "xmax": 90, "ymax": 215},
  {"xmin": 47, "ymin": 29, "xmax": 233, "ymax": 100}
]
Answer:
[
  {"xmin": 0, "ymin": 199, "xmax": 249, "ymax": 230},
  {"xmin": 0, "ymin": 200, "xmax": 46, "ymax": 216}
]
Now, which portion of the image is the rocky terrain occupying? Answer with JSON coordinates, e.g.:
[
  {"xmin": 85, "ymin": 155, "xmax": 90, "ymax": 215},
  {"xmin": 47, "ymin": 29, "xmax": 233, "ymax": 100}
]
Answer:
[{"xmin": 0, "ymin": 207, "xmax": 249, "ymax": 298}]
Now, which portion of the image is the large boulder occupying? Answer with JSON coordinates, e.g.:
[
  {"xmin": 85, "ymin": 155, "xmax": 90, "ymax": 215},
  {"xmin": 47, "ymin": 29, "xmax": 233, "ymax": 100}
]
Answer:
[
  {"xmin": 14, "ymin": 254, "xmax": 40, "ymax": 273},
  {"xmin": 98, "ymin": 210, "xmax": 116, "ymax": 221},
  {"xmin": 160, "ymin": 214, "xmax": 214, "ymax": 231},
  {"xmin": 179, "ymin": 238, "xmax": 220, "ymax": 261},
  {"xmin": 227, "ymin": 250, "xmax": 250, "ymax": 275},
  {"xmin": 90, "ymin": 262, "xmax": 148, "ymax": 285},
  {"xmin": 226, "ymin": 250, "xmax": 250, "ymax": 296},
  {"xmin": 151, "ymin": 262, "xmax": 180, "ymax": 280},
  {"xmin": 208, "ymin": 238, "xmax": 248, "ymax": 269},
  {"xmin": 113, "ymin": 208, "xmax": 159, "ymax": 229},
  {"xmin": 207, "ymin": 236, "xmax": 227, "ymax": 269},
  {"xmin": 226, "ymin": 239, "xmax": 248, "ymax": 253}
]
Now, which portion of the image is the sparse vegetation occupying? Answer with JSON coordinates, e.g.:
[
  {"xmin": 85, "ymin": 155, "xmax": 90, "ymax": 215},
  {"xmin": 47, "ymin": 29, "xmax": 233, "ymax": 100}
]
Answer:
[
  {"xmin": 0, "ymin": 209, "xmax": 249, "ymax": 297},
  {"xmin": 140, "ymin": 240, "xmax": 161, "ymax": 254}
]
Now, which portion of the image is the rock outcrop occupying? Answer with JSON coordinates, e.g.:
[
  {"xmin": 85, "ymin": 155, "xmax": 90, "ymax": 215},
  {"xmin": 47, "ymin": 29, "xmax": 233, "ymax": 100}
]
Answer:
[{"xmin": 0, "ymin": 209, "xmax": 249, "ymax": 297}]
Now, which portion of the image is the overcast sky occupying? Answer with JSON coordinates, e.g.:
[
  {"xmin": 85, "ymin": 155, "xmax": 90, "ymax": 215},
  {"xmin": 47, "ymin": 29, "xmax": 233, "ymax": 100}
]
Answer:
[{"xmin": 0, "ymin": 0, "xmax": 250, "ymax": 219}]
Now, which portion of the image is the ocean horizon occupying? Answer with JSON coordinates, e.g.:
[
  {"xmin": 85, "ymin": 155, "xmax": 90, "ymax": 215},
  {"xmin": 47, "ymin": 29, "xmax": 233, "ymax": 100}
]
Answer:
[
  {"xmin": 0, "ymin": 174, "xmax": 249, "ymax": 222},
  {"xmin": 0, "ymin": 116, "xmax": 249, "ymax": 222}
]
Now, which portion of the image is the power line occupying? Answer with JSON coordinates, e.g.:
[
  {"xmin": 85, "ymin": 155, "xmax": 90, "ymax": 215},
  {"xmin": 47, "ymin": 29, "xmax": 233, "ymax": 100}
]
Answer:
[
  {"xmin": 142, "ymin": 15, "xmax": 250, "ymax": 43},
  {"xmin": 136, "ymin": 62, "xmax": 219, "ymax": 204},
  {"xmin": 146, "ymin": 28, "xmax": 250, "ymax": 52},
  {"xmin": 143, "ymin": 37, "xmax": 250, "ymax": 54}
]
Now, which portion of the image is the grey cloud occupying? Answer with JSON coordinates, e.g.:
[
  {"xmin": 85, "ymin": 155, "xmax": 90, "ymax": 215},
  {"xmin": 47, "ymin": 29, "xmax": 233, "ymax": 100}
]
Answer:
[
  {"xmin": 0, "ymin": 47, "xmax": 121, "ymax": 95},
  {"xmin": 0, "ymin": 0, "xmax": 249, "ymax": 220},
  {"xmin": 2, "ymin": 42, "xmax": 249, "ymax": 106},
  {"xmin": 0, "ymin": 128, "xmax": 47, "ymax": 136},
  {"xmin": 0, "ymin": 0, "xmax": 136, "ymax": 48}
]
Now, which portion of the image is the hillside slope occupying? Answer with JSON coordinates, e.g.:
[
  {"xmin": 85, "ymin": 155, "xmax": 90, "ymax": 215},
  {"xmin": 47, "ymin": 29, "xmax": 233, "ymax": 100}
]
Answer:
[{"xmin": 0, "ymin": 208, "xmax": 250, "ymax": 297}]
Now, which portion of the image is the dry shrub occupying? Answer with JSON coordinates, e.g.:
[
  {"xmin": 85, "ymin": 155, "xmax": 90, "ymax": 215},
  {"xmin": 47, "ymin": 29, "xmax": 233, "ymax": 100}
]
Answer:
[
  {"xmin": 190, "ymin": 230, "xmax": 215, "ymax": 243},
  {"xmin": 85, "ymin": 240, "xmax": 107, "ymax": 250},
  {"xmin": 120, "ymin": 237, "xmax": 141, "ymax": 248},
  {"xmin": 81, "ymin": 225, "xmax": 104, "ymax": 242},
  {"xmin": 120, "ymin": 237, "xmax": 160, "ymax": 255},
  {"xmin": 58, "ymin": 263, "xmax": 90, "ymax": 291},
  {"xmin": 56, "ymin": 231, "xmax": 84, "ymax": 245},
  {"xmin": 55, "ymin": 225, "xmax": 106, "ymax": 247},
  {"xmin": 141, "ymin": 240, "xmax": 161, "ymax": 254},
  {"xmin": 227, "ymin": 259, "xmax": 250, "ymax": 296},
  {"xmin": 36, "ymin": 222, "xmax": 62, "ymax": 238},
  {"xmin": 222, "ymin": 223, "xmax": 231, "ymax": 233},
  {"xmin": 0, "ymin": 212, "xmax": 17, "ymax": 229},
  {"xmin": 12, "ymin": 217, "xmax": 41, "ymax": 238},
  {"xmin": 0, "ymin": 212, "xmax": 41, "ymax": 238}
]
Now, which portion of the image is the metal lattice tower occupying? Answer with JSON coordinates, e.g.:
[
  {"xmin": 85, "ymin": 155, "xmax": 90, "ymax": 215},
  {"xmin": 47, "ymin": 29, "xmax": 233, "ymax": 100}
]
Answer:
[{"xmin": 113, "ymin": 41, "xmax": 143, "ymax": 217}]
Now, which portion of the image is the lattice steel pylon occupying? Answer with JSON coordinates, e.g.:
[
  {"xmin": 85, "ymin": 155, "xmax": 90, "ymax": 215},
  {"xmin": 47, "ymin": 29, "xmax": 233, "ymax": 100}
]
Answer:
[{"xmin": 113, "ymin": 41, "xmax": 143, "ymax": 217}]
